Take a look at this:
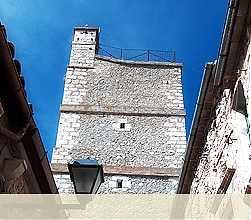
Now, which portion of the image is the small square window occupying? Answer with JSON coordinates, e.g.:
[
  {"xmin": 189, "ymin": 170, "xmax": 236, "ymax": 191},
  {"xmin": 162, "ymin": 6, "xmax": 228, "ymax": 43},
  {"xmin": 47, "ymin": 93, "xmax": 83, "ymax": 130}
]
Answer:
[
  {"xmin": 120, "ymin": 123, "xmax": 125, "ymax": 129},
  {"xmin": 117, "ymin": 179, "xmax": 123, "ymax": 188}
]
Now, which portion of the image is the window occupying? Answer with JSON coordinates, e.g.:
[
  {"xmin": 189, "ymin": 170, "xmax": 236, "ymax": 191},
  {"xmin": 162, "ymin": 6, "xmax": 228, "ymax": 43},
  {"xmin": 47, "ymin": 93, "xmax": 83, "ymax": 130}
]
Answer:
[
  {"xmin": 108, "ymin": 176, "xmax": 131, "ymax": 189},
  {"xmin": 233, "ymin": 81, "xmax": 251, "ymax": 144},
  {"xmin": 233, "ymin": 81, "xmax": 247, "ymax": 116},
  {"xmin": 120, "ymin": 123, "xmax": 125, "ymax": 129},
  {"xmin": 117, "ymin": 179, "xmax": 123, "ymax": 188},
  {"xmin": 112, "ymin": 119, "xmax": 131, "ymax": 131}
]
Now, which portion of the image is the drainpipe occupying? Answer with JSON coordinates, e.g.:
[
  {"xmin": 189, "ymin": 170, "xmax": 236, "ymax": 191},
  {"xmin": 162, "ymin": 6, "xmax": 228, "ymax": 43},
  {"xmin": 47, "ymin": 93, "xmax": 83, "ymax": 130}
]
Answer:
[
  {"xmin": 0, "ymin": 120, "xmax": 30, "ymax": 142},
  {"xmin": 177, "ymin": 62, "xmax": 214, "ymax": 193},
  {"xmin": 214, "ymin": 0, "xmax": 239, "ymax": 86}
]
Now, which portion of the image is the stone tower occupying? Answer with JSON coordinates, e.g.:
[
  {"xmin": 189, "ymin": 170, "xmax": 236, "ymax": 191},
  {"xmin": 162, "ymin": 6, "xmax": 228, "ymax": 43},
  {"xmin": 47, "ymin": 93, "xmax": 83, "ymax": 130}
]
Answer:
[{"xmin": 51, "ymin": 26, "xmax": 186, "ymax": 194}]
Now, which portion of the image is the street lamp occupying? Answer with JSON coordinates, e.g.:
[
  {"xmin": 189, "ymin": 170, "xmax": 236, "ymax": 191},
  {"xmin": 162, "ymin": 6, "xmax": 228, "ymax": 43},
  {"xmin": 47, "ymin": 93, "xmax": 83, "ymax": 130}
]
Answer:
[{"xmin": 68, "ymin": 159, "xmax": 104, "ymax": 194}]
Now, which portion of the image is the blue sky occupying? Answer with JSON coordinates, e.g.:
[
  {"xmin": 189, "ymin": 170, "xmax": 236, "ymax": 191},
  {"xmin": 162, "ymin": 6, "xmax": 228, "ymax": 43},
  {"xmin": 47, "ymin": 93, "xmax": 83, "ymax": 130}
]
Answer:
[{"xmin": 1, "ymin": 0, "xmax": 229, "ymax": 161}]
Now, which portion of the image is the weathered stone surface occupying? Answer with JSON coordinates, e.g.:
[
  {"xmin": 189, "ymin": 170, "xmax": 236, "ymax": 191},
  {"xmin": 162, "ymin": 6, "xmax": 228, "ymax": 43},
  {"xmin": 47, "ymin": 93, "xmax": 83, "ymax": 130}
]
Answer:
[
  {"xmin": 52, "ymin": 113, "xmax": 186, "ymax": 168},
  {"xmin": 52, "ymin": 26, "xmax": 186, "ymax": 194},
  {"xmin": 53, "ymin": 173, "xmax": 179, "ymax": 194},
  {"xmin": 98, "ymin": 175, "xmax": 179, "ymax": 194},
  {"xmin": 190, "ymin": 34, "xmax": 251, "ymax": 194}
]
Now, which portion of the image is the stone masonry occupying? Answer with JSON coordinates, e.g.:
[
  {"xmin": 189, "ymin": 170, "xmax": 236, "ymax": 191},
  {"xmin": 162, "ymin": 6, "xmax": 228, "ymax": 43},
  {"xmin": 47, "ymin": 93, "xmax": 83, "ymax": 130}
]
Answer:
[
  {"xmin": 51, "ymin": 26, "xmax": 186, "ymax": 193},
  {"xmin": 190, "ymin": 26, "xmax": 251, "ymax": 194}
]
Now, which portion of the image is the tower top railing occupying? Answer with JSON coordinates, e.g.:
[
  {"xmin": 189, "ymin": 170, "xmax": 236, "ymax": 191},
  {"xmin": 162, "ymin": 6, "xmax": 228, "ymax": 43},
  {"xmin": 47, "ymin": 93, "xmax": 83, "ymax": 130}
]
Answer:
[{"xmin": 97, "ymin": 44, "xmax": 176, "ymax": 63}]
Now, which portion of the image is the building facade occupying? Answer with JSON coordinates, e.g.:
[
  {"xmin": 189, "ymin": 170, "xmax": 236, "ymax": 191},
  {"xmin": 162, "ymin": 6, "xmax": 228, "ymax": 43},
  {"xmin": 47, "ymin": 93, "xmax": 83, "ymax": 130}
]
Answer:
[
  {"xmin": 0, "ymin": 23, "xmax": 57, "ymax": 194},
  {"xmin": 51, "ymin": 26, "xmax": 186, "ymax": 193},
  {"xmin": 178, "ymin": 0, "xmax": 251, "ymax": 194}
]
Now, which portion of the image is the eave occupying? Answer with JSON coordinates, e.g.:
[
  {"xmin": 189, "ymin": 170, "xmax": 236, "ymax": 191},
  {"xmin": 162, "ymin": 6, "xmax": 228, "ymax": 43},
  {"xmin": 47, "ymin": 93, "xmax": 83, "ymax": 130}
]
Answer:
[{"xmin": 0, "ymin": 23, "xmax": 58, "ymax": 194}]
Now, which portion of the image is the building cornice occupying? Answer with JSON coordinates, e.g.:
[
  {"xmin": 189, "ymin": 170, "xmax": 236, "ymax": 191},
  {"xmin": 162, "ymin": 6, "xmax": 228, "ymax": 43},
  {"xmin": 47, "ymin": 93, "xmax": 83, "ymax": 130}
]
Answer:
[
  {"xmin": 51, "ymin": 163, "xmax": 181, "ymax": 178},
  {"xmin": 60, "ymin": 104, "xmax": 186, "ymax": 117}
]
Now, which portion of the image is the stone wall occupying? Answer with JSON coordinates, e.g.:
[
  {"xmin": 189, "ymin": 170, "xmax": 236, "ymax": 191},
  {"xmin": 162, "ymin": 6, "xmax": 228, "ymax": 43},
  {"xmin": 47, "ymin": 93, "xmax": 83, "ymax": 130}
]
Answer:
[
  {"xmin": 51, "ymin": 26, "xmax": 186, "ymax": 194},
  {"xmin": 53, "ymin": 173, "xmax": 179, "ymax": 194},
  {"xmin": 98, "ymin": 175, "xmax": 178, "ymax": 194},
  {"xmin": 7, "ymin": 176, "xmax": 30, "ymax": 194},
  {"xmin": 69, "ymin": 28, "xmax": 97, "ymax": 68},
  {"xmin": 52, "ymin": 113, "xmax": 186, "ymax": 168},
  {"xmin": 63, "ymin": 56, "xmax": 184, "ymax": 110},
  {"xmin": 190, "ymin": 31, "xmax": 251, "ymax": 194},
  {"xmin": 0, "ymin": 103, "xmax": 31, "ymax": 194},
  {"xmin": 190, "ymin": 89, "xmax": 233, "ymax": 193},
  {"xmin": 53, "ymin": 173, "xmax": 74, "ymax": 194}
]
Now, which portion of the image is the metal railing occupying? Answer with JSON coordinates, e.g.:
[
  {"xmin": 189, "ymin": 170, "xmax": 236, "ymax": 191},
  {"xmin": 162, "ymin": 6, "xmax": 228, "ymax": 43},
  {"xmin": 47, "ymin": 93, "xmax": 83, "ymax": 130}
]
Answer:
[{"xmin": 97, "ymin": 44, "xmax": 176, "ymax": 63}]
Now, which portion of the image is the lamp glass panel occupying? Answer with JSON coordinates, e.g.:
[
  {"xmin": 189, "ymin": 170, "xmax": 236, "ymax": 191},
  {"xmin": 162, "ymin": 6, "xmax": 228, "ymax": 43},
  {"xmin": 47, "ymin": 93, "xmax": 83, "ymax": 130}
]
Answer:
[
  {"xmin": 72, "ymin": 167, "xmax": 98, "ymax": 193},
  {"xmin": 92, "ymin": 168, "xmax": 103, "ymax": 193}
]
